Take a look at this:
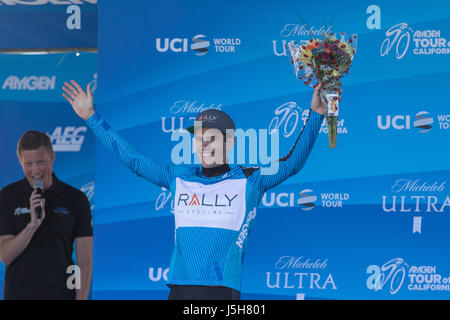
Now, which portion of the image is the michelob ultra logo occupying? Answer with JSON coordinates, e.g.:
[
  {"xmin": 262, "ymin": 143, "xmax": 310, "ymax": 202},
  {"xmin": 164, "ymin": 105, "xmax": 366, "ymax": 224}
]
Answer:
[{"xmin": 173, "ymin": 178, "xmax": 247, "ymax": 231}]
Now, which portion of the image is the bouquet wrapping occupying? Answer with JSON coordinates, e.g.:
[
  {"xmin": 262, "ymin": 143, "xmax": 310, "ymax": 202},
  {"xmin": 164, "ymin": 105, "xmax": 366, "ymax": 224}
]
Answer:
[{"xmin": 288, "ymin": 32, "xmax": 357, "ymax": 148}]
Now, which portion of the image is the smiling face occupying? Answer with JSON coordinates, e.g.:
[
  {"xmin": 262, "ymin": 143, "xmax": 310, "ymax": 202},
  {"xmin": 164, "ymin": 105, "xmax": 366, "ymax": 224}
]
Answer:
[
  {"xmin": 194, "ymin": 127, "xmax": 235, "ymax": 168},
  {"xmin": 19, "ymin": 146, "xmax": 55, "ymax": 190}
]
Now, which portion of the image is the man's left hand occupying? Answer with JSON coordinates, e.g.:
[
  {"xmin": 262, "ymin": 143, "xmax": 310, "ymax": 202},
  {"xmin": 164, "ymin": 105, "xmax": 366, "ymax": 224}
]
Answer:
[{"xmin": 310, "ymin": 83, "xmax": 342, "ymax": 115}]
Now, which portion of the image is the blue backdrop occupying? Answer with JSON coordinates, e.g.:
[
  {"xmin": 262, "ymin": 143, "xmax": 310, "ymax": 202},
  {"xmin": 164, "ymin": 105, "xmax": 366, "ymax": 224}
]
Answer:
[
  {"xmin": 2, "ymin": 0, "xmax": 450, "ymax": 300},
  {"xmin": 0, "ymin": 52, "xmax": 97, "ymax": 299},
  {"xmin": 0, "ymin": 0, "xmax": 97, "ymax": 49},
  {"xmin": 93, "ymin": 0, "xmax": 450, "ymax": 300}
]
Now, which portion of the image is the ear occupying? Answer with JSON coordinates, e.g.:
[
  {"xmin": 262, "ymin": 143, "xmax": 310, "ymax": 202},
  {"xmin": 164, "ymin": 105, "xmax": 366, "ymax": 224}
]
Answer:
[
  {"xmin": 17, "ymin": 152, "xmax": 23, "ymax": 165},
  {"xmin": 51, "ymin": 151, "xmax": 56, "ymax": 164}
]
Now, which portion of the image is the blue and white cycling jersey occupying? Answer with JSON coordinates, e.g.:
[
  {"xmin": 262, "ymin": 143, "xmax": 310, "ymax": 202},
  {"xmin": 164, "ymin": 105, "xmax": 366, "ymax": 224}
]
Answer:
[{"xmin": 86, "ymin": 110, "xmax": 324, "ymax": 291}]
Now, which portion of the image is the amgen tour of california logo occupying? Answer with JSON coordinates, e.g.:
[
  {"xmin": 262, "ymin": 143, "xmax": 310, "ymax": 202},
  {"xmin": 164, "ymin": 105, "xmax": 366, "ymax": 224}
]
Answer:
[
  {"xmin": 367, "ymin": 258, "xmax": 450, "ymax": 295},
  {"xmin": 381, "ymin": 22, "xmax": 450, "ymax": 59},
  {"xmin": 268, "ymin": 102, "xmax": 348, "ymax": 139}
]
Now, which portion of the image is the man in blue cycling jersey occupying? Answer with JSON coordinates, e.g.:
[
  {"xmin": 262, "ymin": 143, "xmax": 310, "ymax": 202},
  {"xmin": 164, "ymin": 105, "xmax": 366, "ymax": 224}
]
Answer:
[{"xmin": 62, "ymin": 80, "xmax": 338, "ymax": 300}]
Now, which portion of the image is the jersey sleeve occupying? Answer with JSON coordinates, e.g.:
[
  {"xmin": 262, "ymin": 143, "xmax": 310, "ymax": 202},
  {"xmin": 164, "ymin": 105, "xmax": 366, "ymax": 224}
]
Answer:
[
  {"xmin": 86, "ymin": 113, "xmax": 175, "ymax": 189},
  {"xmin": 0, "ymin": 188, "xmax": 15, "ymax": 236},
  {"xmin": 248, "ymin": 109, "xmax": 324, "ymax": 193}
]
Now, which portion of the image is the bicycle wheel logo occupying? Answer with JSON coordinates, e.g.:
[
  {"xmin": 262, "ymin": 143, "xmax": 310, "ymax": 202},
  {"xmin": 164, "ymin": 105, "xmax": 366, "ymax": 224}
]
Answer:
[
  {"xmin": 367, "ymin": 258, "xmax": 409, "ymax": 294},
  {"xmin": 380, "ymin": 23, "xmax": 413, "ymax": 59},
  {"xmin": 269, "ymin": 102, "xmax": 302, "ymax": 138},
  {"xmin": 155, "ymin": 187, "xmax": 174, "ymax": 213}
]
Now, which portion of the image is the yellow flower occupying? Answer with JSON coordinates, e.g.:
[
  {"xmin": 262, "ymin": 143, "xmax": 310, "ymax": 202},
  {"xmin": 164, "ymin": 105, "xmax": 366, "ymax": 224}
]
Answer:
[
  {"xmin": 339, "ymin": 40, "xmax": 354, "ymax": 57},
  {"xmin": 333, "ymin": 70, "xmax": 340, "ymax": 77},
  {"xmin": 298, "ymin": 49, "xmax": 312, "ymax": 64}
]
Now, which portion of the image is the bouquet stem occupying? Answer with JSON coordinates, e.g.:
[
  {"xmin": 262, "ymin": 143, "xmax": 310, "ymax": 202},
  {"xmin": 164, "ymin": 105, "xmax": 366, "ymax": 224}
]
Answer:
[
  {"xmin": 320, "ymin": 90, "xmax": 340, "ymax": 149},
  {"xmin": 326, "ymin": 115, "xmax": 338, "ymax": 148}
]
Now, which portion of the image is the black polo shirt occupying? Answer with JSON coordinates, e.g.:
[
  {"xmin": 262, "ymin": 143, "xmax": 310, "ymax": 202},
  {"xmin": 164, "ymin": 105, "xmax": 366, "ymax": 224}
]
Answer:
[{"xmin": 0, "ymin": 174, "xmax": 93, "ymax": 300}]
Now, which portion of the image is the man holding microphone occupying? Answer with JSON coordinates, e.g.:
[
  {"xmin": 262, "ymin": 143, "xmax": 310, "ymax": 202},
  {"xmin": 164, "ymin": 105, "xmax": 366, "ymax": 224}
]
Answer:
[{"xmin": 0, "ymin": 131, "xmax": 93, "ymax": 300}]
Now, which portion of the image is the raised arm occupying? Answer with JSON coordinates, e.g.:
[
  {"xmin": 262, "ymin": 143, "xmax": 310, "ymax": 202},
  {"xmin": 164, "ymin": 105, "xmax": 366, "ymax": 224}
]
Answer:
[
  {"xmin": 62, "ymin": 80, "xmax": 174, "ymax": 189},
  {"xmin": 248, "ymin": 84, "xmax": 337, "ymax": 193},
  {"xmin": 251, "ymin": 110, "xmax": 323, "ymax": 193}
]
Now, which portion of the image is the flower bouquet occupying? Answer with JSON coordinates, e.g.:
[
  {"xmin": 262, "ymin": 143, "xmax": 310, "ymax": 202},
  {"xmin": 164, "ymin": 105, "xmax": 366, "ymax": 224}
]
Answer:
[{"xmin": 287, "ymin": 32, "xmax": 357, "ymax": 148}]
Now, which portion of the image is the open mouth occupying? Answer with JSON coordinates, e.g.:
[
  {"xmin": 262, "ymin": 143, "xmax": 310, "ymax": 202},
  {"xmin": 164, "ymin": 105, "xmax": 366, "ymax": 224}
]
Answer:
[
  {"xmin": 31, "ymin": 175, "xmax": 44, "ymax": 184},
  {"xmin": 202, "ymin": 148, "xmax": 215, "ymax": 157}
]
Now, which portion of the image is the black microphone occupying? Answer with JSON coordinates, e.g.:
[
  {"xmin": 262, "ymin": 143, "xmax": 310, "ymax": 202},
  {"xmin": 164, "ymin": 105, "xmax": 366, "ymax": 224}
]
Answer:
[{"xmin": 33, "ymin": 178, "xmax": 44, "ymax": 219}]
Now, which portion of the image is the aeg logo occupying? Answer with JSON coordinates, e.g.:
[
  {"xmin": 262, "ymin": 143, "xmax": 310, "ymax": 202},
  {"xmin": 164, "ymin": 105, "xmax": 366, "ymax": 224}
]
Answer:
[{"xmin": 48, "ymin": 126, "xmax": 87, "ymax": 152}]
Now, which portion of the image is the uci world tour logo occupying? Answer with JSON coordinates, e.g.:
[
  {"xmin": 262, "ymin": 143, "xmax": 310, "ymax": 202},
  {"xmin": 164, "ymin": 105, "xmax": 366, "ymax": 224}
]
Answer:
[
  {"xmin": 414, "ymin": 111, "xmax": 433, "ymax": 133},
  {"xmin": 298, "ymin": 189, "xmax": 317, "ymax": 211},
  {"xmin": 262, "ymin": 189, "xmax": 350, "ymax": 211},
  {"xmin": 156, "ymin": 34, "xmax": 241, "ymax": 55},
  {"xmin": 191, "ymin": 34, "xmax": 210, "ymax": 56},
  {"xmin": 156, "ymin": 35, "xmax": 210, "ymax": 55},
  {"xmin": 377, "ymin": 111, "xmax": 434, "ymax": 133}
]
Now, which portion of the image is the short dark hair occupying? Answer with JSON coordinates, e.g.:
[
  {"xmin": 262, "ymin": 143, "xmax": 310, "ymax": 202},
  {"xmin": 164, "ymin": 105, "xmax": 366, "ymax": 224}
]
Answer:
[{"xmin": 17, "ymin": 130, "xmax": 53, "ymax": 159}]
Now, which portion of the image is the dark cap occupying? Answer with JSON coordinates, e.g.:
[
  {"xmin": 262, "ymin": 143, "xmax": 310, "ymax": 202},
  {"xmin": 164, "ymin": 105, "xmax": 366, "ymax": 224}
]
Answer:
[{"xmin": 186, "ymin": 109, "xmax": 235, "ymax": 135}]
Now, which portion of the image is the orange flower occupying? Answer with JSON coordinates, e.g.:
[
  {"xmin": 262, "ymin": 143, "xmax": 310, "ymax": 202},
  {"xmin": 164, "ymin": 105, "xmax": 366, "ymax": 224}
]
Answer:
[{"xmin": 304, "ymin": 40, "xmax": 319, "ymax": 51}]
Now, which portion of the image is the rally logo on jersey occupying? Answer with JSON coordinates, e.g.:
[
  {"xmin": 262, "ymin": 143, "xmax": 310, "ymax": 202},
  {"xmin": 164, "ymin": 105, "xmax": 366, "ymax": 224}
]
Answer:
[
  {"xmin": 177, "ymin": 192, "xmax": 238, "ymax": 214},
  {"xmin": 174, "ymin": 178, "xmax": 247, "ymax": 231}
]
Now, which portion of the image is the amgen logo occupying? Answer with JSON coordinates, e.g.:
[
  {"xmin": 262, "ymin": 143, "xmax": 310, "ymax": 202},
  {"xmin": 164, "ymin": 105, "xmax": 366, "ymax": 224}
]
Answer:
[{"xmin": 2, "ymin": 75, "xmax": 56, "ymax": 91}]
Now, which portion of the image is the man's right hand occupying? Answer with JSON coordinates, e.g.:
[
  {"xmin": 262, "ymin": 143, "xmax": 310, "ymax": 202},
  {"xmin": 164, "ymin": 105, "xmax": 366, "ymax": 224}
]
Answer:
[
  {"xmin": 62, "ymin": 80, "xmax": 95, "ymax": 121},
  {"xmin": 29, "ymin": 190, "xmax": 46, "ymax": 230}
]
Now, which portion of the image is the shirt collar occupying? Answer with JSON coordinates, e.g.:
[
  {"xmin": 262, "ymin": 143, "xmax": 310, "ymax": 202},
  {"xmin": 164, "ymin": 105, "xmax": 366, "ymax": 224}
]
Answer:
[{"xmin": 21, "ymin": 173, "xmax": 63, "ymax": 193}]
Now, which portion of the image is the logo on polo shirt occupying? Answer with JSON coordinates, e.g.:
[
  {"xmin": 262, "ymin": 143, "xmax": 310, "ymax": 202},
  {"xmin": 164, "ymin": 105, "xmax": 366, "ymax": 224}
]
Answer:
[
  {"xmin": 14, "ymin": 207, "xmax": 30, "ymax": 216},
  {"xmin": 54, "ymin": 206, "xmax": 69, "ymax": 217}
]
